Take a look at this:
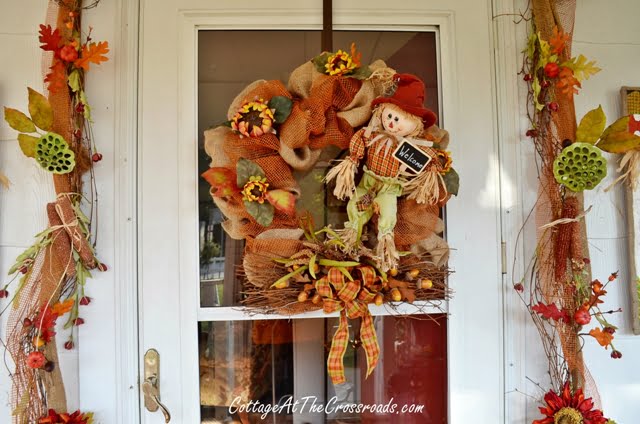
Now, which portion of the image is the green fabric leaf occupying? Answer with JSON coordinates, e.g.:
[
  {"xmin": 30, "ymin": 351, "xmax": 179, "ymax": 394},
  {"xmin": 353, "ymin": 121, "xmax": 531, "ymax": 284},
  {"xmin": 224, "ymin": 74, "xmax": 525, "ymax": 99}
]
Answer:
[
  {"xmin": 349, "ymin": 65, "xmax": 373, "ymax": 80},
  {"xmin": 4, "ymin": 108, "xmax": 36, "ymax": 133},
  {"xmin": 68, "ymin": 69, "xmax": 82, "ymax": 93},
  {"xmin": 576, "ymin": 105, "xmax": 606, "ymax": 144},
  {"xmin": 598, "ymin": 116, "xmax": 640, "ymax": 153},
  {"xmin": 443, "ymin": 168, "xmax": 460, "ymax": 196},
  {"xmin": 268, "ymin": 96, "xmax": 293, "ymax": 124},
  {"xmin": 27, "ymin": 87, "xmax": 53, "ymax": 131},
  {"xmin": 236, "ymin": 158, "xmax": 265, "ymax": 187},
  {"xmin": 312, "ymin": 52, "xmax": 331, "ymax": 74},
  {"xmin": 244, "ymin": 199, "xmax": 274, "ymax": 227},
  {"xmin": 17, "ymin": 134, "xmax": 39, "ymax": 158}
]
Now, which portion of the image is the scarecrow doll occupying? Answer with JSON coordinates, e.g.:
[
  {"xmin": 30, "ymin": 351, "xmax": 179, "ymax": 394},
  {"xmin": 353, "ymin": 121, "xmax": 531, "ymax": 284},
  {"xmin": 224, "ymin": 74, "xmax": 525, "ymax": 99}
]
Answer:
[{"xmin": 326, "ymin": 73, "xmax": 447, "ymax": 271}]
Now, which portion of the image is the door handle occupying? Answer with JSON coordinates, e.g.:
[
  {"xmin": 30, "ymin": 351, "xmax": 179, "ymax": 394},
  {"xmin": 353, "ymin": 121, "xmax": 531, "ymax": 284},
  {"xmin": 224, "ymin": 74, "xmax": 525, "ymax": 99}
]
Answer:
[{"xmin": 143, "ymin": 349, "xmax": 171, "ymax": 423}]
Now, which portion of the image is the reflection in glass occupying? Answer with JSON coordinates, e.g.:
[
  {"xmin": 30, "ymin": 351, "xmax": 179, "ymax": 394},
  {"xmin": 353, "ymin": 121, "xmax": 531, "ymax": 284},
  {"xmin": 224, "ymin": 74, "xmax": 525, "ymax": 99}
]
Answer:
[{"xmin": 198, "ymin": 315, "xmax": 447, "ymax": 424}]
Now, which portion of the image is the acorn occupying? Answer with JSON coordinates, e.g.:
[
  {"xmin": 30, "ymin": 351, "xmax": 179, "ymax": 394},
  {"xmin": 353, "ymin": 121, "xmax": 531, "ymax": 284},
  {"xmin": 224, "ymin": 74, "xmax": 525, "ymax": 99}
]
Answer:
[
  {"xmin": 374, "ymin": 293, "xmax": 384, "ymax": 306},
  {"xmin": 390, "ymin": 288, "xmax": 402, "ymax": 302},
  {"xmin": 406, "ymin": 269, "xmax": 420, "ymax": 280},
  {"xmin": 419, "ymin": 279, "xmax": 433, "ymax": 290},
  {"xmin": 273, "ymin": 280, "xmax": 289, "ymax": 289},
  {"xmin": 43, "ymin": 361, "xmax": 56, "ymax": 373},
  {"xmin": 311, "ymin": 293, "xmax": 322, "ymax": 305},
  {"xmin": 298, "ymin": 291, "xmax": 309, "ymax": 302},
  {"xmin": 389, "ymin": 268, "xmax": 399, "ymax": 277}
]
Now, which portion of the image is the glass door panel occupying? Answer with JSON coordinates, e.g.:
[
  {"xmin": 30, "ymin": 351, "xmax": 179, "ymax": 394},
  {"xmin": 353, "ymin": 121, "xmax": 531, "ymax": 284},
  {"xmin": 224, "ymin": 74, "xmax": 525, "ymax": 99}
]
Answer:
[
  {"xmin": 198, "ymin": 315, "xmax": 446, "ymax": 423},
  {"xmin": 197, "ymin": 29, "xmax": 446, "ymax": 424},
  {"xmin": 198, "ymin": 30, "xmax": 441, "ymax": 308}
]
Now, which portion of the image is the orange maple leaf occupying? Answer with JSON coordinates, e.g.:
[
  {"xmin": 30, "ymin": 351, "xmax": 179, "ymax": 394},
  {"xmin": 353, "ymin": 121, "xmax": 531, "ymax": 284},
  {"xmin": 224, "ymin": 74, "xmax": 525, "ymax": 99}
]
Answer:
[
  {"xmin": 45, "ymin": 60, "xmax": 68, "ymax": 93},
  {"xmin": 74, "ymin": 41, "xmax": 110, "ymax": 71},
  {"xmin": 589, "ymin": 327, "xmax": 613, "ymax": 348},
  {"xmin": 556, "ymin": 66, "xmax": 581, "ymax": 97},
  {"xmin": 549, "ymin": 26, "xmax": 569, "ymax": 55},
  {"xmin": 51, "ymin": 298, "xmax": 75, "ymax": 315}
]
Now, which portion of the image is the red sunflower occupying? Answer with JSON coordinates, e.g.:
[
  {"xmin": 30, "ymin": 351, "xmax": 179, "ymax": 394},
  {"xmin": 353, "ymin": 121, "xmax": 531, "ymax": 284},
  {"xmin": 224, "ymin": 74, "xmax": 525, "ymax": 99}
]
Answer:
[{"xmin": 533, "ymin": 382, "xmax": 607, "ymax": 424}]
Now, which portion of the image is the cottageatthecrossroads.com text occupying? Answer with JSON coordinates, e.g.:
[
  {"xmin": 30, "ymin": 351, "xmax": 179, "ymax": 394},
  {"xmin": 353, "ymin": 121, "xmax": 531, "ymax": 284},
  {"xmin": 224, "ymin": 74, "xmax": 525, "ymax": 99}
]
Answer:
[{"xmin": 229, "ymin": 396, "xmax": 426, "ymax": 419}]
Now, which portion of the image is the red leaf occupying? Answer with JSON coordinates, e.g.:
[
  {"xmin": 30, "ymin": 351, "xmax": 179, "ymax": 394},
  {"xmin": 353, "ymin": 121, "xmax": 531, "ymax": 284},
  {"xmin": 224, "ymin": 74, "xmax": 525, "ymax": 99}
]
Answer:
[
  {"xmin": 201, "ymin": 167, "xmax": 239, "ymax": 198},
  {"xmin": 531, "ymin": 302, "xmax": 570, "ymax": 323},
  {"xmin": 74, "ymin": 41, "xmax": 109, "ymax": 71},
  {"xmin": 44, "ymin": 60, "xmax": 67, "ymax": 93},
  {"xmin": 38, "ymin": 24, "xmax": 62, "ymax": 52},
  {"xmin": 33, "ymin": 305, "xmax": 60, "ymax": 343}
]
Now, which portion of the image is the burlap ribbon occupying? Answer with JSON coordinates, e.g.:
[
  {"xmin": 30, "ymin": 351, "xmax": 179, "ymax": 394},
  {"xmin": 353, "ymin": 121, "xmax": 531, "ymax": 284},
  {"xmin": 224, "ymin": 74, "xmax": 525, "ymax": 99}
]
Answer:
[{"xmin": 319, "ymin": 266, "xmax": 379, "ymax": 385}]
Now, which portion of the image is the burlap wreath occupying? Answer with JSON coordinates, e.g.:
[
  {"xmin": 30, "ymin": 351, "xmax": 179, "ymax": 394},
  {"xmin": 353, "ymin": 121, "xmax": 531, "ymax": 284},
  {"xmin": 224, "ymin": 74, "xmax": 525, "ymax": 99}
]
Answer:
[{"xmin": 203, "ymin": 58, "xmax": 450, "ymax": 298}]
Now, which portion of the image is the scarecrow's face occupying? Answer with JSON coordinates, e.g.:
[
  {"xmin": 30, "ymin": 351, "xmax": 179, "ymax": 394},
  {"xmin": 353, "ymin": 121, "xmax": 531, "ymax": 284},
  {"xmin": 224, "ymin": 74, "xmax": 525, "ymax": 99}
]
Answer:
[{"xmin": 381, "ymin": 105, "xmax": 419, "ymax": 137}]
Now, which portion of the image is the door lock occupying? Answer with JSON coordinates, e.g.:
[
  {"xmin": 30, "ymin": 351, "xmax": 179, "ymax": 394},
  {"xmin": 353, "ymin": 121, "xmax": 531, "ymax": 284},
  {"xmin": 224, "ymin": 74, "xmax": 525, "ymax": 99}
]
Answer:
[{"xmin": 143, "ymin": 349, "xmax": 171, "ymax": 423}]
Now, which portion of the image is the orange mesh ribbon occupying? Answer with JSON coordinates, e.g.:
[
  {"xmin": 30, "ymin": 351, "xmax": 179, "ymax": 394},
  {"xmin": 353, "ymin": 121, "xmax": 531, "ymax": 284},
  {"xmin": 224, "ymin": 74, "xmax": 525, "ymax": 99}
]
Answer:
[{"xmin": 320, "ymin": 266, "xmax": 379, "ymax": 385}]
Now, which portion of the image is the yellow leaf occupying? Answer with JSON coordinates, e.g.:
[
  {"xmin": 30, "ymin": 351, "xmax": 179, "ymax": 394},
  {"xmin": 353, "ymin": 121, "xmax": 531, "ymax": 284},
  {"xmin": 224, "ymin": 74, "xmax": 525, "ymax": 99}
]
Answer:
[
  {"xmin": 576, "ymin": 106, "xmax": 607, "ymax": 144},
  {"xmin": 17, "ymin": 133, "xmax": 39, "ymax": 158},
  {"xmin": 27, "ymin": 87, "xmax": 53, "ymax": 131},
  {"xmin": 563, "ymin": 54, "xmax": 601, "ymax": 82},
  {"xmin": 598, "ymin": 116, "xmax": 640, "ymax": 153},
  {"xmin": 4, "ymin": 107, "xmax": 36, "ymax": 133}
]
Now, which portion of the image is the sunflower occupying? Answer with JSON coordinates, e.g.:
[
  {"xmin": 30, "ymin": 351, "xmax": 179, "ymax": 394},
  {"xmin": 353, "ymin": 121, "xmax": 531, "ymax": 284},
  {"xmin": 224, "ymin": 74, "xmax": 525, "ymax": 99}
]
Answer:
[
  {"xmin": 436, "ymin": 150, "xmax": 453, "ymax": 174},
  {"xmin": 324, "ymin": 43, "xmax": 361, "ymax": 76},
  {"xmin": 231, "ymin": 99, "xmax": 275, "ymax": 138},
  {"xmin": 242, "ymin": 176, "xmax": 269, "ymax": 204},
  {"xmin": 533, "ymin": 382, "xmax": 607, "ymax": 424}
]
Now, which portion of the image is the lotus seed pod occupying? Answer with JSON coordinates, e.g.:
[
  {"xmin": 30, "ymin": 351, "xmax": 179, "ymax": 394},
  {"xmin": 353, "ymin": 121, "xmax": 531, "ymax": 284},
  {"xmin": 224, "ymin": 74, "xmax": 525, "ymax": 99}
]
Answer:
[
  {"xmin": 553, "ymin": 142, "xmax": 607, "ymax": 192},
  {"xmin": 36, "ymin": 132, "xmax": 76, "ymax": 174}
]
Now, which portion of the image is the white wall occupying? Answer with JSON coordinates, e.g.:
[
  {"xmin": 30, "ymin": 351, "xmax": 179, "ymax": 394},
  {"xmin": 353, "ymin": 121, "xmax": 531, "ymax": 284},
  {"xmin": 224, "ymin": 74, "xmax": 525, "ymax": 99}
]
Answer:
[
  {"xmin": 511, "ymin": 1, "xmax": 640, "ymax": 422},
  {"xmin": 0, "ymin": 1, "xmax": 120, "ymax": 422}
]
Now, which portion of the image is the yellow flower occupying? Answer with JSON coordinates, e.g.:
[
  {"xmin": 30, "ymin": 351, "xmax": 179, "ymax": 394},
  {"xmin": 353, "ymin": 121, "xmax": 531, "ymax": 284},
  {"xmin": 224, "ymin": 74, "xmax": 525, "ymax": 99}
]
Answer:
[
  {"xmin": 436, "ymin": 150, "xmax": 453, "ymax": 175},
  {"xmin": 242, "ymin": 176, "xmax": 269, "ymax": 203},
  {"xmin": 324, "ymin": 43, "xmax": 361, "ymax": 76},
  {"xmin": 231, "ymin": 99, "xmax": 275, "ymax": 138}
]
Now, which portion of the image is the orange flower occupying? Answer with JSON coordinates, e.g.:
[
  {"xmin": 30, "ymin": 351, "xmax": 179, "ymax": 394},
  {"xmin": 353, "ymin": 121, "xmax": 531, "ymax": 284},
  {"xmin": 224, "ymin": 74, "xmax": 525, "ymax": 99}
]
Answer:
[
  {"xmin": 589, "ymin": 327, "xmax": 614, "ymax": 348},
  {"xmin": 231, "ymin": 99, "xmax": 275, "ymax": 138},
  {"xmin": 27, "ymin": 351, "xmax": 46, "ymax": 369}
]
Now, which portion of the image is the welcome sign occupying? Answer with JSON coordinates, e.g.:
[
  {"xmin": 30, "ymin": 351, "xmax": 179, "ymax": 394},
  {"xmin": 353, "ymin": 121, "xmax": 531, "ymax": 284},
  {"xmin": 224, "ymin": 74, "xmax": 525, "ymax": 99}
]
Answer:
[{"xmin": 393, "ymin": 140, "xmax": 432, "ymax": 174}]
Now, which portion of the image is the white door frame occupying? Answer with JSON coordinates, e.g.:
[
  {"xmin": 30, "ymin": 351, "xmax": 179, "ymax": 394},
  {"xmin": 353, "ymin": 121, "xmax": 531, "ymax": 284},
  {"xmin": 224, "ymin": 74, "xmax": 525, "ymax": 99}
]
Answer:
[{"xmin": 121, "ymin": 2, "xmax": 509, "ymax": 423}]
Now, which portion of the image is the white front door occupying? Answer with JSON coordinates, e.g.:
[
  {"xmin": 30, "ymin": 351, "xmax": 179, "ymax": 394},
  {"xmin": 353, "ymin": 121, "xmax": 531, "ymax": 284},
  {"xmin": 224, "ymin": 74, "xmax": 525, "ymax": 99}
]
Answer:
[{"xmin": 139, "ymin": 1, "xmax": 503, "ymax": 423}]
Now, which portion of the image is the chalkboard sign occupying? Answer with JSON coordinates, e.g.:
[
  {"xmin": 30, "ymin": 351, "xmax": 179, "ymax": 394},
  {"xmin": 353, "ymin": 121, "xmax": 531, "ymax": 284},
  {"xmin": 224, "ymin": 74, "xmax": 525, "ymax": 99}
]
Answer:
[{"xmin": 393, "ymin": 140, "xmax": 432, "ymax": 174}]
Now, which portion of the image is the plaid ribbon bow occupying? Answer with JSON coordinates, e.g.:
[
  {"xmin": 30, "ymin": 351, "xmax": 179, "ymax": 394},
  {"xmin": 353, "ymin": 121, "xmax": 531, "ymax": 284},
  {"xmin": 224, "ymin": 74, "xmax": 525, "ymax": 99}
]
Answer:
[{"xmin": 317, "ymin": 266, "xmax": 380, "ymax": 385}]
